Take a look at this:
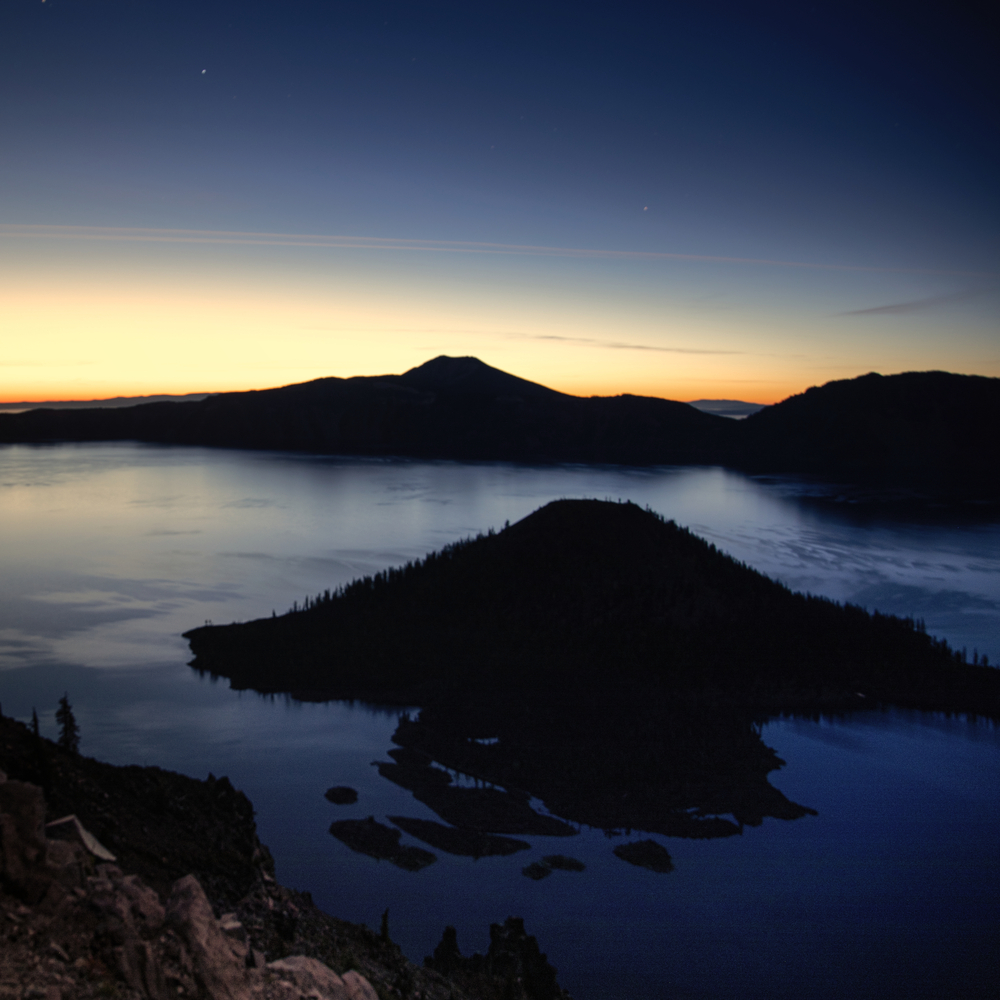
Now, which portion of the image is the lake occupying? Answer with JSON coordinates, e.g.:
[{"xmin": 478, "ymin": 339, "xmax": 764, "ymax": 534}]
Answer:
[{"xmin": 1, "ymin": 442, "xmax": 997, "ymax": 999}]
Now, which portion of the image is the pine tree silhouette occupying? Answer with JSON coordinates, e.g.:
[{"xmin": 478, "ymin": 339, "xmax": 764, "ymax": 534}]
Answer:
[{"xmin": 55, "ymin": 693, "xmax": 80, "ymax": 754}]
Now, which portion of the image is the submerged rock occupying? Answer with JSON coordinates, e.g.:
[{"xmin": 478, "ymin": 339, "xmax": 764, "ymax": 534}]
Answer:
[
  {"xmin": 328, "ymin": 816, "xmax": 437, "ymax": 871},
  {"xmin": 325, "ymin": 786, "xmax": 359, "ymax": 805},
  {"xmin": 613, "ymin": 839, "xmax": 674, "ymax": 873},
  {"xmin": 388, "ymin": 815, "xmax": 530, "ymax": 857},
  {"xmin": 377, "ymin": 759, "xmax": 576, "ymax": 837},
  {"xmin": 521, "ymin": 862, "xmax": 553, "ymax": 881},
  {"xmin": 541, "ymin": 855, "xmax": 585, "ymax": 872}
]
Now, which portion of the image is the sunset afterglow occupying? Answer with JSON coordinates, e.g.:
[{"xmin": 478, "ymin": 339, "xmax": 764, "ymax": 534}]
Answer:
[{"xmin": 2, "ymin": 3, "xmax": 997, "ymax": 404}]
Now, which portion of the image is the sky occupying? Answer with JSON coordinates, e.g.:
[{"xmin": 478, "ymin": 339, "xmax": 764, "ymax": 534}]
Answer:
[{"xmin": 1, "ymin": 0, "xmax": 997, "ymax": 404}]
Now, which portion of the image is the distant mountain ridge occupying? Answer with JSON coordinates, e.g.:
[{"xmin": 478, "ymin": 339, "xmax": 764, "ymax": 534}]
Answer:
[
  {"xmin": 0, "ymin": 356, "xmax": 733, "ymax": 468},
  {"xmin": 0, "ymin": 391, "xmax": 211, "ymax": 413},
  {"xmin": 1, "ymin": 357, "xmax": 997, "ymax": 497},
  {"xmin": 687, "ymin": 399, "xmax": 765, "ymax": 418}
]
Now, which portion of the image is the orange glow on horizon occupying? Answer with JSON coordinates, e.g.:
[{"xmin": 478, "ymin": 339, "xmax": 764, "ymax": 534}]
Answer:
[
  {"xmin": 0, "ymin": 366, "xmax": 825, "ymax": 409},
  {"xmin": 3, "ymin": 238, "xmax": 994, "ymax": 411},
  {"xmin": 0, "ymin": 271, "xmax": 806, "ymax": 407}
]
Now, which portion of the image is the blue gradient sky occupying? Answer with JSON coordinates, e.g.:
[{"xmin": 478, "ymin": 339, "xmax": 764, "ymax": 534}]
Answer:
[{"xmin": 1, "ymin": 1, "xmax": 997, "ymax": 402}]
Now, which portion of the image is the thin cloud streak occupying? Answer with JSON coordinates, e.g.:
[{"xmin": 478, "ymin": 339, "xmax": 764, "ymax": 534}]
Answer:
[
  {"xmin": 0, "ymin": 225, "xmax": 989, "ymax": 277},
  {"xmin": 519, "ymin": 333, "xmax": 741, "ymax": 355},
  {"xmin": 301, "ymin": 326, "xmax": 743, "ymax": 355},
  {"xmin": 838, "ymin": 287, "xmax": 992, "ymax": 315}
]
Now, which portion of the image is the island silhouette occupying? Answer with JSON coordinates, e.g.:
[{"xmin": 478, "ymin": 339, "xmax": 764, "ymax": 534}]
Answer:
[
  {"xmin": 185, "ymin": 500, "xmax": 998, "ymax": 863},
  {"xmin": 2, "ymin": 357, "xmax": 997, "ymax": 497},
  {"xmin": 185, "ymin": 499, "xmax": 997, "ymax": 716}
]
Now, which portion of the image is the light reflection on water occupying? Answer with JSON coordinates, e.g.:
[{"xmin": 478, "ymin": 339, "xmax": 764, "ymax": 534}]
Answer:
[
  {"xmin": 1, "ymin": 443, "xmax": 998, "ymax": 999},
  {"xmin": 2, "ymin": 442, "xmax": 998, "ymax": 672}
]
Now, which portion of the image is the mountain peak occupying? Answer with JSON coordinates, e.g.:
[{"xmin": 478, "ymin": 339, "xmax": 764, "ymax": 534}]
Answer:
[{"xmin": 399, "ymin": 356, "xmax": 558, "ymax": 397}]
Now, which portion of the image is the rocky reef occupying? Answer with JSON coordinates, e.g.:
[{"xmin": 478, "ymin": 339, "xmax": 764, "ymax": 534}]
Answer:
[{"xmin": 0, "ymin": 715, "xmax": 569, "ymax": 1000}]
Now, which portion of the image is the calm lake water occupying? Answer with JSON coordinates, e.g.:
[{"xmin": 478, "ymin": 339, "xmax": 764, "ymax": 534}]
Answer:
[{"xmin": 1, "ymin": 443, "xmax": 998, "ymax": 999}]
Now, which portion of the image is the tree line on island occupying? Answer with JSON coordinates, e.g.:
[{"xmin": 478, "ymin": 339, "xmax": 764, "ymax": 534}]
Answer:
[{"xmin": 185, "ymin": 499, "xmax": 998, "ymax": 719}]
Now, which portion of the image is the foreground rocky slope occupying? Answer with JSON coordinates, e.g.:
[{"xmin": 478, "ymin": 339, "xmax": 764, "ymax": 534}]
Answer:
[{"xmin": 0, "ymin": 716, "xmax": 570, "ymax": 1000}]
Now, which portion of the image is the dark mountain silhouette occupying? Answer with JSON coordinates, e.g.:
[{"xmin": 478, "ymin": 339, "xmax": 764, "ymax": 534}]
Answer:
[
  {"xmin": 738, "ymin": 370, "xmax": 1000, "ymax": 495},
  {"xmin": 0, "ymin": 356, "xmax": 733, "ymax": 467},
  {"xmin": 184, "ymin": 499, "xmax": 999, "ymax": 718},
  {"xmin": 2, "ymin": 358, "xmax": 997, "ymax": 495}
]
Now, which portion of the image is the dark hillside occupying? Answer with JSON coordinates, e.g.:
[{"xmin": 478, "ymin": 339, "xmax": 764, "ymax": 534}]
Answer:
[
  {"xmin": 0, "ymin": 356, "xmax": 733, "ymax": 466},
  {"xmin": 3, "ymin": 360, "xmax": 998, "ymax": 496},
  {"xmin": 737, "ymin": 371, "xmax": 1000, "ymax": 495},
  {"xmin": 185, "ymin": 500, "xmax": 999, "ymax": 719}
]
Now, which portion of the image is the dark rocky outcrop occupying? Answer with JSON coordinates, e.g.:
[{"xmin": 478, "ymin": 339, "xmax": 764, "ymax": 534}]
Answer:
[
  {"xmin": 376, "ymin": 706, "xmax": 816, "ymax": 860},
  {"xmin": 374, "ymin": 757, "xmax": 576, "ymax": 838},
  {"xmin": 0, "ymin": 716, "xmax": 571, "ymax": 1000},
  {"xmin": 0, "ymin": 760, "xmax": 383, "ymax": 999},
  {"xmin": 0, "ymin": 716, "xmax": 263, "ymax": 908},
  {"xmin": 425, "ymin": 918, "xmax": 569, "ymax": 1000}
]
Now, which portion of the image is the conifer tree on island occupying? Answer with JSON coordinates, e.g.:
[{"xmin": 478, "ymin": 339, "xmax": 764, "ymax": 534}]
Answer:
[{"xmin": 55, "ymin": 693, "xmax": 80, "ymax": 754}]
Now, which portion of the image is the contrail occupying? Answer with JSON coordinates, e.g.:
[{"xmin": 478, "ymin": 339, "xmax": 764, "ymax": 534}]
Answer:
[{"xmin": 0, "ymin": 224, "xmax": 990, "ymax": 277}]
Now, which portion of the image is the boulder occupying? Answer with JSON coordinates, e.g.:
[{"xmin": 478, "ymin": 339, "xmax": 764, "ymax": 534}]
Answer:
[
  {"xmin": 0, "ymin": 779, "xmax": 50, "ymax": 902},
  {"xmin": 266, "ymin": 955, "xmax": 350, "ymax": 998},
  {"xmin": 342, "ymin": 969, "xmax": 380, "ymax": 1000},
  {"xmin": 88, "ymin": 864, "xmax": 164, "ymax": 934},
  {"xmin": 87, "ymin": 864, "xmax": 169, "ymax": 998},
  {"xmin": 166, "ymin": 874, "xmax": 249, "ymax": 1000}
]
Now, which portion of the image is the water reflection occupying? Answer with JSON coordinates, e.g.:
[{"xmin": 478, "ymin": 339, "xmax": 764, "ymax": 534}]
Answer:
[
  {"xmin": 2, "ymin": 443, "xmax": 998, "ymax": 672},
  {"xmin": 329, "ymin": 705, "xmax": 816, "ymax": 873}
]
